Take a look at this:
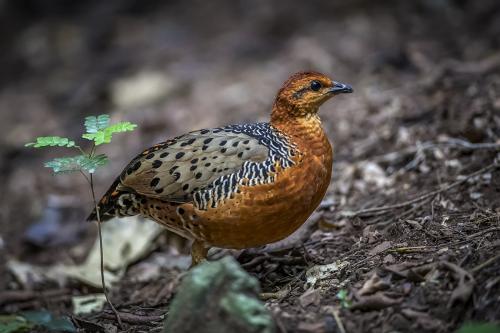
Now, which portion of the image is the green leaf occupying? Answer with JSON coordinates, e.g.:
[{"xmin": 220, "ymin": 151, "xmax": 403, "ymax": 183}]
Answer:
[
  {"xmin": 25, "ymin": 136, "xmax": 76, "ymax": 148},
  {"xmin": 82, "ymin": 131, "xmax": 108, "ymax": 145},
  {"xmin": 79, "ymin": 154, "xmax": 108, "ymax": 173},
  {"xmin": 104, "ymin": 121, "xmax": 137, "ymax": 134},
  {"xmin": 44, "ymin": 154, "xmax": 108, "ymax": 174},
  {"xmin": 336, "ymin": 289, "xmax": 351, "ymax": 308},
  {"xmin": 84, "ymin": 114, "xmax": 110, "ymax": 133},
  {"xmin": 0, "ymin": 315, "xmax": 33, "ymax": 333},
  {"xmin": 82, "ymin": 121, "xmax": 137, "ymax": 145},
  {"xmin": 21, "ymin": 310, "xmax": 76, "ymax": 332},
  {"xmin": 45, "ymin": 156, "xmax": 83, "ymax": 174},
  {"xmin": 457, "ymin": 322, "xmax": 500, "ymax": 333}
]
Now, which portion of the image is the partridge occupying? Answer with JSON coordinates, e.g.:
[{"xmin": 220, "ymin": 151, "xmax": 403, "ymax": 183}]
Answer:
[{"xmin": 88, "ymin": 71, "xmax": 353, "ymax": 264}]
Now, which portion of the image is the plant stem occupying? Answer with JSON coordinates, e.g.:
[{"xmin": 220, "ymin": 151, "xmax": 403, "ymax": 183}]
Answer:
[
  {"xmin": 90, "ymin": 172, "xmax": 123, "ymax": 327},
  {"xmin": 79, "ymin": 170, "xmax": 91, "ymax": 185},
  {"xmin": 90, "ymin": 142, "xmax": 96, "ymax": 158},
  {"xmin": 74, "ymin": 145, "xmax": 87, "ymax": 156}
]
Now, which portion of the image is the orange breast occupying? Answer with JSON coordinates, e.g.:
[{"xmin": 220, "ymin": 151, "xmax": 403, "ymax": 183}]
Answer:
[{"xmin": 197, "ymin": 151, "xmax": 331, "ymax": 248}]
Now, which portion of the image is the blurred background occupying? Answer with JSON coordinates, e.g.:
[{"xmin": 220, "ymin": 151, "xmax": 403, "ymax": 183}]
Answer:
[{"xmin": 0, "ymin": 0, "xmax": 499, "ymax": 315}]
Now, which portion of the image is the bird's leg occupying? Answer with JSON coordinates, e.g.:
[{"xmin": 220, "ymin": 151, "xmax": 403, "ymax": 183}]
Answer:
[{"xmin": 190, "ymin": 240, "xmax": 209, "ymax": 267}]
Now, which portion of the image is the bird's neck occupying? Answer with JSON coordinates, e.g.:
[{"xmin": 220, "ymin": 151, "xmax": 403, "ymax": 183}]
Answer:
[{"xmin": 271, "ymin": 109, "xmax": 331, "ymax": 157}]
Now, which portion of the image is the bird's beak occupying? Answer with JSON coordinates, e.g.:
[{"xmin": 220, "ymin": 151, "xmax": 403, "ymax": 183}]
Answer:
[{"xmin": 328, "ymin": 81, "xmax": 353, "ymax": 94}]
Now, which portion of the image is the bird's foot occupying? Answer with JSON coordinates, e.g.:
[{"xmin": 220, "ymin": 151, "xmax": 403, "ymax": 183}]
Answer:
[{"xmin": 190, "ymin": 240, "xmax": 209, "ymax": 268}]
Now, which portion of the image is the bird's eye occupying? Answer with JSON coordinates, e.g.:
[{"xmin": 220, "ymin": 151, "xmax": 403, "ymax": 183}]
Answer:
[{"xmin": 310, "ymin": 80, "xmax": 322, "ymax": 91}]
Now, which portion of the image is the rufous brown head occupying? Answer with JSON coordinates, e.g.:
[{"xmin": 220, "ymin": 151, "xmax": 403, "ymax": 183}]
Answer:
[{"xmin": 271, "ymin": 71, "xmax": 352, "ymax": 123}]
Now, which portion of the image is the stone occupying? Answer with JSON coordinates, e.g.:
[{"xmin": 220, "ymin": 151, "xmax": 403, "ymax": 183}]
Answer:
[{"xmin": 164, "ymin": 256, "xmax": 275, "ymax": 333}]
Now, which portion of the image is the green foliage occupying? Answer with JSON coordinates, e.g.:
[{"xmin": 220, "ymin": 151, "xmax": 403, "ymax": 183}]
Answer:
[
  {"xmin": 25, "ymin": 114, "xmax": 135, "ymax": 321},
  {"xmin": 26, "ymin": 114, "xmax": 137, "ymax": 174},
  {"xmin": 25, "ymin": 136, "xmax": 76, "ymax": 148},
  {"xmin": 84, "ymin": 114, "xmax": 110, "ymax": 133},
  {"xmin": 0, "ymin": 311, "xmax": 75, "ymax": 333},
  {"xmin": 82, "ymin": 121, "xmax": 137, "ymax": 146},
  {"xmin": 21, "ymin": 311, "xmax": 75, "ymax": 332},
  {"xmin": 0, "ymin": 315, "xmax": 33, "ymax": 333},
  {"xmin": 457, "ymin": 322, "xmax": 500, "ymax": 333},
  {"xmin": 82, "ymin": 114, "xmax": 136, "ymax": 146},
  {"xmin": 45, "ymin": 154, "xmax": 108, "ymax": 174},
  {"xmin": 336, "ymin": 289, "xmax": 351, "ymax": 308}
]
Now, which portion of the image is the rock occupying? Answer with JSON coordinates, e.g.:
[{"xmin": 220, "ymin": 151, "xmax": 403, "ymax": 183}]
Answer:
[{"xmin": 164, "ymin": 256, "xmax": 275, "ymax": 333}]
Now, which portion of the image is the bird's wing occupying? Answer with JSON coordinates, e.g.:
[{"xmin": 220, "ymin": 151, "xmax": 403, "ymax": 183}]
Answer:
[{"xmin": 118, "ymin": 128, "xmax": 269, "ymax": 203}]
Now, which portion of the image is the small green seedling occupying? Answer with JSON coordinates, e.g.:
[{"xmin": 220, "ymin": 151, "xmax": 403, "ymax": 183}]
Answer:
[
  {"xmin": 26, "ymin": 114, "xmax": 136, "ymax": 174},
  {"xmin": 336, "ymin": 289, "xmax": 352, "ymax": 308},
  {"xmin": 26, "ymin": 114, "xmax": 137, "ymax": 326}
]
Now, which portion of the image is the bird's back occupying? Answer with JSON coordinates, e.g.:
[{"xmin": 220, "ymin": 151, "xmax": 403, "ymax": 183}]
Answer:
[{"xmin": 90, "ymin": 122, "xmax": 297, "ymax": 218}]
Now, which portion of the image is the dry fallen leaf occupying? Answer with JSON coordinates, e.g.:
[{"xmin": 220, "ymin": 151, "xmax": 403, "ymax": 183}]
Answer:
[
  {"xmin": 299, "ymin": 288, "xmax": 321, "ymax": 308},
  {"xmin": 351, "ymin": 292, "xmax": 403, "ymax": 311},
  {"xmin": 383, "ymin": 254, "xmax": 395, "ymax": 264},
  {"xmin": 369, "ymin": 241, "xmax": 392, "ymax": 256},
  {"xmin": 72, "ymin": 294, "xmax": 107, "ymax": 315},
  {"xmin": 7, "ymin": 217, "xmax": 164, "ymax": 288},
  {"xmin": 359, "ymin": 273, "xmax": 391, "ymax": 296}
]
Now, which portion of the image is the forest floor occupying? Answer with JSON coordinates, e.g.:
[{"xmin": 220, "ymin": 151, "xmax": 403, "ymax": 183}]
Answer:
[{"xmin": 0, "ymin": 1, "xmax": 499, "ymax": 332}]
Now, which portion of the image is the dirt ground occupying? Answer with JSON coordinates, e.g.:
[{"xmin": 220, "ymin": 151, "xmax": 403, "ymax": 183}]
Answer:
[{"xmin": 1, "ymin": 0, "xmax": 499, "ymax": 332}]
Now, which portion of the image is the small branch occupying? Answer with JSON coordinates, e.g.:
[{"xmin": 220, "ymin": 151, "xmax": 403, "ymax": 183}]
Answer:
[
  {"xmin": 90, "ymin": 173, "xmax": 123, "ymax": 328},
  {"xmin": 388, "ymin": 246, "xmax": 431, "ymax": 254},
  {"xmin": 442, "ymin": 138, "xmax": 500, "ymax": 150},
  {"xmin": 326, "ymin": 307, "xmax": 347, "ymax": 333},
  {"xmin": 79, "ymin": 170, "xmax": 91, "ymax": 186},
  {"xmin": 74, "ymin": 145, "xmax": 87, "ymax": 156},
  {"xmin": 89, "ymin": 142, "xmax": 97, "ymax": 158},
  {"xmin": 368, "ymin": 139, "xmax": 500, "ymax": 165},
  {"xmin": 340, "ymin": 162, "xmax": 497, "ymax": 218},
  {"xmin": 260, "ymin": 285, "xmax": 291, "ymax": 301},
  {"xmin": 0, "ymin": 289, "xmax": 71, "ymax": 306},
  {"xmin": 465, "ymin": 226, "xmax": 500, "ymax": 240},
  {"xmin": 471, "ymin": 253, "xmax": 500, "ymax": 273},
  {"xmin": 99, "ymin": 311, "xmax": 164, "ymax": 325}
]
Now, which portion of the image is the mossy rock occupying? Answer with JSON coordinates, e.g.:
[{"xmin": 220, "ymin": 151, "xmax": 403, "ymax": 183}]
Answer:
[{"xmin": 164, "ymin": 256, "xmax": 275, "ymax": 333}]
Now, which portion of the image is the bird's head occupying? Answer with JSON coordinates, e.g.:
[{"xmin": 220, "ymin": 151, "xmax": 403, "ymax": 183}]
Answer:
[{"xmin": 271, "ymin": 71, "xmax": 353, "ymax": 123}]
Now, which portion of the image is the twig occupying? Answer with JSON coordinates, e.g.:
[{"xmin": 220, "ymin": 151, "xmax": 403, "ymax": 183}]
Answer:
[
  {"xmin": 471, "ymin": 253, "xmax": 500, "ymax": 273},
  {"xmin": 473, "ymin": 214, "xmax": 500, "ymax": 225},
  {"xmin": 260, "ymin": 271, "xmax": 305, "ymax": 301},
  {"xmin": 369, "ymin": 198, "xmax": 430, "ymax": 226},
  {"xmin": 442, "ymin": 138, "xmax": 500, "ymax": 150},
  {"xmin": 3, "ymin": 295, "xmax": 73, "ymax": 311},
  {"xmin": 325, "ymin": 306, "xmax": 347, "ymax": 333},
  {"xmin": 90, "ymin": 172, "xmax": 123, "ymax": 328},
  {"xmin": 0, "ymin": 289, "xmax": 70, "ymax": 306},
  {"xmin": 99, "ymin": 311, "xmax": 164, "ymax": 325},
  {"xmin": 389, "ymin": 227, "xmax": 500, "ymax": 253},
  {"xmin": 446, "ymin": 52, "xmax": 500, "ymax": 75},
  {"xmin": 440, "ymin": 261, "xmax": 476, "ymax": 307},
  {"xmin": 260, "ymin": 285, "xmax": 291, "ymax": 301},
  {"xmin": 465, "ymin": 226, "xmax": 500, "ymax": 240},
  {"xmin": 368, "ymin": 139, "xmax": 500, "ymax": 165},
  {"xmin": 241, "ymin": 255, "xmax": 270, "ymax": 269},
  {"xmin": 388, "ymin": 246, "xmax": 431, "ymax": 253},
  {"xmin": 340, "ymin": 162, "xmax": 497, "ymax": 218}
]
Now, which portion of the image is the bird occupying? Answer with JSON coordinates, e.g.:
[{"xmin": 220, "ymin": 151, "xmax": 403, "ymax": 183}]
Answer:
[{"xmin": 88, "ymin": 71, "xmax": 353, "ymax": 265}]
